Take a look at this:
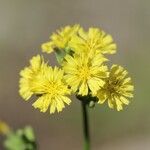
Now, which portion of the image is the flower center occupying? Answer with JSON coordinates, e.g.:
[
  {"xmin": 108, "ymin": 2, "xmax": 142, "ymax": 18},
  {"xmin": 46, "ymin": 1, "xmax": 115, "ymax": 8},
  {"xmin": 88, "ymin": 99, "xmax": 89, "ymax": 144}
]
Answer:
[
  {"xmin": 78, "ymin": 66, "xmax": 91, "ymax": 81},
  {"xmin": 47, "ymin": 82, "xmax": 60, "ymax": 95},
  {"xmin": 107, "ymin": 79, "xmax": 120, "ymax": 94}
]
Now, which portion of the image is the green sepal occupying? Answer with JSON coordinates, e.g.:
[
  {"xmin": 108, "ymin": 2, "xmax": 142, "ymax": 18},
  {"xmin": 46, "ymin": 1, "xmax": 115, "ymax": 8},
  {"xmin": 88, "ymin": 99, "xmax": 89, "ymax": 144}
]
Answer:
[
  {"xmin": 54, "ymin": 48, "xmax": 66, "ymax": 64},
  {"xmin": 76, "ymin": 94, "xmax": 98, "ymax": 108}
]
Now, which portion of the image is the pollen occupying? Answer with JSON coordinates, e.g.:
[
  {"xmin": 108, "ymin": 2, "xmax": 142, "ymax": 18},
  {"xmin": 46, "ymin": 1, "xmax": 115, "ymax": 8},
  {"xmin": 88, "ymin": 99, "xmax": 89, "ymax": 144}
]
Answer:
[{"xmin": 78, "ymin": 66, "xmax": 91, "ymax": 81}]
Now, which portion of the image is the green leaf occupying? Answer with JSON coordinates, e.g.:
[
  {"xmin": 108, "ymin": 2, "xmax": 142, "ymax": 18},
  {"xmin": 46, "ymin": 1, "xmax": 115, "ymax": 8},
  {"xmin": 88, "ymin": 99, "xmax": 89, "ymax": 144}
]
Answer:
[{"xmin": 23, "ymin": 126, "xmax": 35, "ymax": 142}]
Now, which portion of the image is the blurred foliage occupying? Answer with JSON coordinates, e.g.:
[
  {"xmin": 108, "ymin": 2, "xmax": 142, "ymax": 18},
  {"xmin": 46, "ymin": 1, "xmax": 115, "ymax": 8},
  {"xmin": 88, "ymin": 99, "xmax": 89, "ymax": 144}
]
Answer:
[{"xmin": 3, "ymin": 126, "xmax": 37, "ymax": 150}]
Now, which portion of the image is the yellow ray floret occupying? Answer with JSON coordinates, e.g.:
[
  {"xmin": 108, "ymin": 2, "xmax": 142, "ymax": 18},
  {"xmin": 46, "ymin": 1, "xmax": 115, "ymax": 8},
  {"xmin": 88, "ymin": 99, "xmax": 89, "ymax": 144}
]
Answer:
[
  {"xmin": 63, "ymin": 53, "xmax": 108, "ymax": 96},
  {"xmin": 19, "ymin": 55, "xmax": 71, "ymax": 114},
  {"xmin": 97, "ymin": 65, "xmax": 134, "ymax": 111},
  {"xmin": 41, "ymin": 24, "xmax": 80, "ymax": 53},
  {"xmin": 69, "ymin": 27, "xmax": 117, "ymax": 56}
]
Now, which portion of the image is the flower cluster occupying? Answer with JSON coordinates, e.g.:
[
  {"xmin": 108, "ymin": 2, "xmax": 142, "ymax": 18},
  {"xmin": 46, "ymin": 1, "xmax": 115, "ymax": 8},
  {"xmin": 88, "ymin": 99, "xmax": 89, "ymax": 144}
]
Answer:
[{"xmin": 19, "ymin": 24, "xmax": 134, "ymax": 114}]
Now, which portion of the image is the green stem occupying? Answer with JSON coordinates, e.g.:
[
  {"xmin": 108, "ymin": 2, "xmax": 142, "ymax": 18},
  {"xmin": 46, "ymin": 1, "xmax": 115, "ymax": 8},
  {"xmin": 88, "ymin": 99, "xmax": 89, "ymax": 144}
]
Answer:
[{"xmin": 81, "ymin": 100, "xmax": 90, "ymax": 150}]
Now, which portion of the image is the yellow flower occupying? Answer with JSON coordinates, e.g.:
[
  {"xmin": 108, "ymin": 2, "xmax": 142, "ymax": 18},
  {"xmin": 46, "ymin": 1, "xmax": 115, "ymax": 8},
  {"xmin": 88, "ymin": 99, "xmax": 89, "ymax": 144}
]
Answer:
[
  {"xmin": 69, "ymin": 27, "xmax": 117, "ymax": 56},
  {"xmin": 42, "ymin": 24, "xmax": 80, "ymax": 53},
  {"xmin": 97, "ymin": 65, "xmax": 134, "ymax": 111},
  {"xmin": 63, "ymin": 53, "xmax": 108, "ymax": 96},
  {"xmin": 0, "ymin": 121, "xmax": 10, "ymax": 135},
  {"xmin": 19, "ymin": 55, "xmax": 71, "ymax": 114},
  {"xmin": 19, "ymin": 55, "xmax": 46, "ymax": 100},
  {"xmin": 32, "ymin": 66, "xmax": 71, "ymax": 113}
]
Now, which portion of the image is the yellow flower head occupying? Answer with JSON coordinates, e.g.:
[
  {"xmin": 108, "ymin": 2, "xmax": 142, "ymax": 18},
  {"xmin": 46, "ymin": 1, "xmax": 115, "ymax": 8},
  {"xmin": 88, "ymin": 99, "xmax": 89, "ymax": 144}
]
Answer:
[
  {"xmin": 97, "ymin": 65, "xmax": 134, "ymax": 111},
  {"xmin": 32, "ymin": 66, "xmax": 71, "ymax": 114},
  {"xmin": 69, "ymin": 27, "xmax": 117, "ymax": 56},
  {"xmin": 0, "ymin": 121, "xmax": 10, "ymax": 135},
  {"xmin": 63, "ymin": 53, "xmax": 108, "ymax": 96},
  {"xmin": 19, "ymin": 55, "xmax": 46, "ymax": 100},
  {"xmin": 42, "ymin": 24, "xmax": 80, "ymax": 53},
  {"xmin": 19, "ymin": 55, "xmax": 71, "ymax": 114}
]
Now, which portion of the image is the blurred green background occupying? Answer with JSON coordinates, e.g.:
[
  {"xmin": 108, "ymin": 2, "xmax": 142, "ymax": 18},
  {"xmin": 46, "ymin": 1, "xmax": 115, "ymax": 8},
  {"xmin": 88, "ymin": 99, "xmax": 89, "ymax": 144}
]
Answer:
[{"xmin": 0, "ymin": 0, "xmax": 150, "ymax": 149}]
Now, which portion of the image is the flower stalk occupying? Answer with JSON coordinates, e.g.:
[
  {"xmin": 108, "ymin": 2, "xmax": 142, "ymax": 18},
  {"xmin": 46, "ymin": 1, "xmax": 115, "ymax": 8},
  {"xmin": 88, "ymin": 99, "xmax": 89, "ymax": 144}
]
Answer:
[{"xmin": 81, "ymin": 99, "xmax": 90, "ymax": 150}]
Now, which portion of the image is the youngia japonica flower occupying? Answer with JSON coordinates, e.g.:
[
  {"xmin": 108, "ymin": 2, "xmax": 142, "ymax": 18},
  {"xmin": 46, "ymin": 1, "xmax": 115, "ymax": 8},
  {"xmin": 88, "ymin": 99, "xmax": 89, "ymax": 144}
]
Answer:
[
  {"xmin": 97, "ymin": 65, "xmax": 134, "ymax": 111},
  {"xmin": 19, "ymin": 55, "xmax": 46, "ymax": 100},
  {"xmin": 41, "ymin": 24, "xmax": 80, "ymax": 54},
  {"xmin": 0, "ymin": 121, "xmax": 10, "ymax": 135},
  {"xmin": 69, "ymin": 27, "xmax": 117, "ymax": 56},
  {"xmin": 19, "ymin": 24, "xmax": 134, "ymax": 114},
  {"xmin": 19, "ymin": 55, "xmax": 71, "ymax": 114},
  {"xmin": 63, "ymin": 53, "xmax": 108, "ymax": 96},
  {"xmin": 32, "ymin": 65, "xmax": 71, "ymax": 114}
]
